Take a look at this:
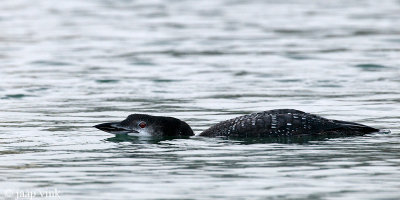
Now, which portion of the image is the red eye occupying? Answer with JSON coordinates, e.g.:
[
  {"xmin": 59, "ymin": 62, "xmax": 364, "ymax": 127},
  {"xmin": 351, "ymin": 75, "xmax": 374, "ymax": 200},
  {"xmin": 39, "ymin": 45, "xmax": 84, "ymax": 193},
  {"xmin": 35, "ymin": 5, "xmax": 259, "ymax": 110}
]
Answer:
[{"xmin": 139, "ymin": 122, "xmax": 146, "ymax": 128}]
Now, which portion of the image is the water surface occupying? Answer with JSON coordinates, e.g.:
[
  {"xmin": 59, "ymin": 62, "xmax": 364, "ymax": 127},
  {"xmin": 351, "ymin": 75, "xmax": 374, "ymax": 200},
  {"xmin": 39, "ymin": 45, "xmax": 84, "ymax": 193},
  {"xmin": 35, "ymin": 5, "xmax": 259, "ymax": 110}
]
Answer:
[{"xmin": 1, "ymin": 0, "xmax": 400, "ymax": 199}]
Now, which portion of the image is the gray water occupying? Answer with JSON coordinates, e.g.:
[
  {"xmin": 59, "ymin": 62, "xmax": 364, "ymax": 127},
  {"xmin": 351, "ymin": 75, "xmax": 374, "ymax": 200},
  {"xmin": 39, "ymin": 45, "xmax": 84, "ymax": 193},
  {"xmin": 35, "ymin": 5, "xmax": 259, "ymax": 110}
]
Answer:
[{"xmin": 1, "ymin": 0, "xmax": 400, "ymax": 199}]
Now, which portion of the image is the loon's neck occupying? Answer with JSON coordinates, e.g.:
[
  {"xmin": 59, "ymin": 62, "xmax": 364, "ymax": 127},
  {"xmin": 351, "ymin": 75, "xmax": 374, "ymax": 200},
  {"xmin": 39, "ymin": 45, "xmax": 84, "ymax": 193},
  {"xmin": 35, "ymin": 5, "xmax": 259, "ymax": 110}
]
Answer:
[{"xmin": 156, "ymin": 116, "xmax": 194, "ymax": 137}]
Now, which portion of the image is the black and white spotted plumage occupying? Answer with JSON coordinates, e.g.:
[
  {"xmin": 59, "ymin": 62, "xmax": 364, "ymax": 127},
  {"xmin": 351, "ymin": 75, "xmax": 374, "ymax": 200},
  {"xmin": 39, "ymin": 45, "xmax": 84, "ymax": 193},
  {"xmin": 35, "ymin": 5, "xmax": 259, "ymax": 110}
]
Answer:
[{"xmin": 199, "ymin": 109, "xmax": 378, "ymax": 137}]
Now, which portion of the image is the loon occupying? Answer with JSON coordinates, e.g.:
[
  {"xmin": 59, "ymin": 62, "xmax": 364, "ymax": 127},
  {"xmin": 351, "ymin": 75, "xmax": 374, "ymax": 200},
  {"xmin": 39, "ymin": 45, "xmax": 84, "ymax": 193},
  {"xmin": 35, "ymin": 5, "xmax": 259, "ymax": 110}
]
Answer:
[{"xmin": 94, "ymin": 109, "xmax": 379, "ymax": 138}]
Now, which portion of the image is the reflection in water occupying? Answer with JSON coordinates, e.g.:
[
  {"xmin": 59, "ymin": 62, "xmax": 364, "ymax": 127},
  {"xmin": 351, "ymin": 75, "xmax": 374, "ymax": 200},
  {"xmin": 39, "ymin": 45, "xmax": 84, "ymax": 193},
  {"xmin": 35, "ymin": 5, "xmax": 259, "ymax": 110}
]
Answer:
[
  {"xmin": 105, "ymin": 135, "xmax": 192, "ymax": 144},
  {"xmin": 105, "ymin": 129, "xmax": 391, "ymax": 145},
  {"xmin": 0, "ymin": 0, "xmax": 400, "ymax": 199}
]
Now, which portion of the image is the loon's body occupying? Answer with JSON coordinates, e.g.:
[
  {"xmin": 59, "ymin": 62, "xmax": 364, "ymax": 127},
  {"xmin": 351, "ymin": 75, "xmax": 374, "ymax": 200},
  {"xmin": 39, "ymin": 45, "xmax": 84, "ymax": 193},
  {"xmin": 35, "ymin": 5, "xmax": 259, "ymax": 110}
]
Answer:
[
  {"xmin": 199, "ymin": 109, "xmax": 377, "ymax": 137},
  {"xmin": 94, "ymin": 109, "xmax": 378, "ymax": 138}
]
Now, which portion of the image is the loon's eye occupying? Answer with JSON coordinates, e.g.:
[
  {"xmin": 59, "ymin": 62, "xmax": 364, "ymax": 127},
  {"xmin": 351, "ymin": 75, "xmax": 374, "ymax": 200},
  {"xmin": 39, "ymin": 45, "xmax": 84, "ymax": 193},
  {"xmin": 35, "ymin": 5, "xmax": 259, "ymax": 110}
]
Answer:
[{"xmin": 138, "ymin": 121, "xmax": 146, "ymax": 128}]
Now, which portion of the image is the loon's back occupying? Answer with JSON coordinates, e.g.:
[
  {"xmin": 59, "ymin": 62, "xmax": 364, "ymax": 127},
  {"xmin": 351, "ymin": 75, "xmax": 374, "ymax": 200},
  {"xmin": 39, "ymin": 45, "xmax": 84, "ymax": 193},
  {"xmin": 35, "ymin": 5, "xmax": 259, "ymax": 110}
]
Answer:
[{"xmin": 200, "ymin": 109, "xmax": 378, "ymax": 137}]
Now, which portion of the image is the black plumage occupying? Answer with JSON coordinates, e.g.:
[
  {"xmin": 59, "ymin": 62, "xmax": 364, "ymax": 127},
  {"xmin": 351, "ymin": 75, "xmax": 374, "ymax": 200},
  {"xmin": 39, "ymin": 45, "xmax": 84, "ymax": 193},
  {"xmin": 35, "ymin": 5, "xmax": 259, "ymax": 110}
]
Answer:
[{"xmin": 199, "ymin": 109, "xmax": 378, "ymax": 137}]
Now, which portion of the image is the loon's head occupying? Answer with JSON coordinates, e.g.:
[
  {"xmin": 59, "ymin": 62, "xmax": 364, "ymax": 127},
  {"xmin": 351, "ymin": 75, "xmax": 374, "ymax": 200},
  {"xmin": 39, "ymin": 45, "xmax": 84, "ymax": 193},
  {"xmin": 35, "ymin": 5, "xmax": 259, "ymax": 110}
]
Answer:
[{"xmin": 94, "ymin": 114, "xmax": 194, "ymax": 137}]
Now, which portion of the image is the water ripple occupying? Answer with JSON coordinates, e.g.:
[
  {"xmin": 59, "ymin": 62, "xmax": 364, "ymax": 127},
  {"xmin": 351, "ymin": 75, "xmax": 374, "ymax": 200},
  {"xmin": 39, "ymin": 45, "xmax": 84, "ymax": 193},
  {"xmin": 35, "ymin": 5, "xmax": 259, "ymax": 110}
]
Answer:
[{"xmin": 0, "ymin": 0, "xmax": 400, "ymax": 199}]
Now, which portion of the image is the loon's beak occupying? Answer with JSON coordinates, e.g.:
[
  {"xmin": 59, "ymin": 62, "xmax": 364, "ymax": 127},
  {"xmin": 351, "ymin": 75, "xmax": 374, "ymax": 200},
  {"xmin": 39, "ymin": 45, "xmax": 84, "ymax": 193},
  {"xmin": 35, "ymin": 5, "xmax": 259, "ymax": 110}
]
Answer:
[{"xmin": 94, "ymin": 122, "xmax": 138, "ymax": 135}]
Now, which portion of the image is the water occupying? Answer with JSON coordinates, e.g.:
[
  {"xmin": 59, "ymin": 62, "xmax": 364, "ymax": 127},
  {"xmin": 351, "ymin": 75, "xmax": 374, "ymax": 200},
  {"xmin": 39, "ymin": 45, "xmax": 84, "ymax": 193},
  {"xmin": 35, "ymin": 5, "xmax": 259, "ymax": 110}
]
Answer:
[{"xmin": 1, "ymin": 0, "xmax": 400, "ymax": 199}]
